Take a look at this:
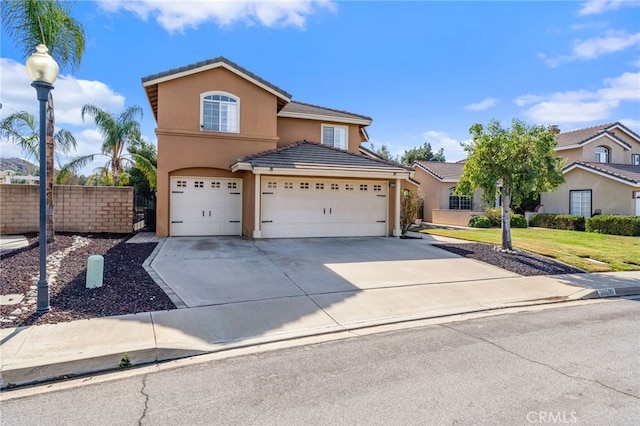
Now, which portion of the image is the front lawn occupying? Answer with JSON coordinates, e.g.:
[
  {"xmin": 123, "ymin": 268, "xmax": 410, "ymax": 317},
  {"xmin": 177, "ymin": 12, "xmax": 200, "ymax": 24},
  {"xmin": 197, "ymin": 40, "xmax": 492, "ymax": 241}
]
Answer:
[{"xmin": 419, "ymin": 227, "xmax": 640, "ymax": 273}]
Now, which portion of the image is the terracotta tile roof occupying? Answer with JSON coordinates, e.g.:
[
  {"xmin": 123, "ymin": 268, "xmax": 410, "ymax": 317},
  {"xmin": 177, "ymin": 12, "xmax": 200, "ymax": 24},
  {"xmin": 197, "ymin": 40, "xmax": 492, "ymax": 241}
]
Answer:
[
  {"xmin": 566, "ymin": 161, "xmax": 640, "ymax": 185},
  {"xmin": 141, "ymin": 55, "xmax": 292, "ymax": 99},
  {"xmin": 414, "ymin": 161, "xmax": 465, "ymax": 181},
  {"xmin": 236, "ymin": 141, "xmax": 411, "ymax": 171},
  {"xmin": 555, "ymin": 122, "xmax": 633, "ymax": 149},
  {"xmin": 279, "ymin": 101, "xmax": 372, "ymax": 123}
]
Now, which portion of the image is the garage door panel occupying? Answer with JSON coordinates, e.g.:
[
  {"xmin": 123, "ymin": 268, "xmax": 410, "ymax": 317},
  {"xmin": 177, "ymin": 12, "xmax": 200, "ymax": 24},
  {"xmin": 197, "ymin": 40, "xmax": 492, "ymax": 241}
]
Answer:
[
  {"xmin": 170, "ymin": 177, "xmax": 242, "ymax": 237},
  {"xmin": 261, "ymin": 177, "xmax": 387, "ymax": 238}
]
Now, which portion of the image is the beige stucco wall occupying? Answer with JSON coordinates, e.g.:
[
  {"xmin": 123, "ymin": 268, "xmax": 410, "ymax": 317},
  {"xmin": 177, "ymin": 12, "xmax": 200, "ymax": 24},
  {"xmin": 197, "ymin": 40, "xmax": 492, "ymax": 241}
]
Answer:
[
  {"xmin": 559, "ymin": 132, "xmax": 640, "ymax": 165},
  {"xmin": 157, "ymin": 67, "xmax": 279, "ymax": 137},
  {"xmin": 412, "ymin": 167, "xmax": 486, "ymax": 223},
  {"xmin": 540, "ymin": 168, "xmax": 637, "ymax": 216},
  {"xmin": 0, "ymin": 185, "xmax": 133, "ymax": 234},
  {"xmin": 431, "ymin": 209, "xmax": 486, "ymax": 227},
  {"xmin": 277, "ymin": 117, "xmax": 363, "ymax": 153}
]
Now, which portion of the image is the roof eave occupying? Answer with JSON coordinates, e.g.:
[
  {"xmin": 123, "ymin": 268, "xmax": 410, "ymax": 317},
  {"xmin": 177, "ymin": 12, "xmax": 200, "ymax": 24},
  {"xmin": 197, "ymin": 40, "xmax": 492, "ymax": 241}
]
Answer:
[
  {"xmin": 563, "ymin": 163, "xmax": 640, "ymax": 187},
  {"xmin": 277, "ymin": 111, "xmax": 372, "ymax": 126}
]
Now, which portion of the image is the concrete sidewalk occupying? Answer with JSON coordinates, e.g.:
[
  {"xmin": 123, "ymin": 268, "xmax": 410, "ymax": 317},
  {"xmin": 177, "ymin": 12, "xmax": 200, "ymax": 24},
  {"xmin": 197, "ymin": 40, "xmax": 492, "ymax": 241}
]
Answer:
[{"xmin": 2, "ymin": 269, "xmax": 638, "ymax": 389}]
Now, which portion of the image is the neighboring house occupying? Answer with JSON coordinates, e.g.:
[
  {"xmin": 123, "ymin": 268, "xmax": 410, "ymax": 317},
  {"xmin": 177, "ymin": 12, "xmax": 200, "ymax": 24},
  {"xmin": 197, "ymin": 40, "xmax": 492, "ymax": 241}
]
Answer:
[
  {"xmin": 412, "ymin": 161, "xmax": 489, "ymax": 226},
  {"xmin": 141, "ymin": 56, "xmax": 412, "ymax": 238},
  {"xmin": 541, "ymin": 122, "xmax": 640, "ymax": 217}
]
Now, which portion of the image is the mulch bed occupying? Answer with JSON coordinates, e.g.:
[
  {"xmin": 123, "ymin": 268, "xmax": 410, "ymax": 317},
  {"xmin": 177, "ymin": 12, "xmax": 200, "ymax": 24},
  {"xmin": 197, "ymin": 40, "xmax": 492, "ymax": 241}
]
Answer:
[
  {"xmin": 0, "ymin": 233, "xmax": 175, "ymax": 329},
  {"xmin": 433, "ymin": 243, "xmax": 585, "ymax": 276}
]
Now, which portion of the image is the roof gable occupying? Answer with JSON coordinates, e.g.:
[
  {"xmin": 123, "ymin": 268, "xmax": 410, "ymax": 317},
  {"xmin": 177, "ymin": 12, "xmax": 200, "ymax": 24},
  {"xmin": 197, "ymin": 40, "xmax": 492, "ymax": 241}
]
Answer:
[
  {"xmin": 414, "ymin": 161, "xmax": 465, "ymax": 182},
  {"xmin": 564, "ymin": 161, "xmax": 640, "ymax": 186},
  {"xmin": 555, "ymin": 122, "xmax": 637, "ymax": 151},
  {"xmin": 141, "ymin": 56, "xmax": 291, "ymax": 121}
]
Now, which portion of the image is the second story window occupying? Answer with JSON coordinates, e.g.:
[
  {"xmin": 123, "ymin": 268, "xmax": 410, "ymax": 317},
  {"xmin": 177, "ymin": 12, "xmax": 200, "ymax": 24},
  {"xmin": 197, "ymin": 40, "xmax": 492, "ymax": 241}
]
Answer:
[
  {"xmin": 201, "ymin": 92, "xmax": 239, "ymax": 133},
  {"xmin": 322, "ymin": 124, "xmax": 348, "ymax": 150},
  {"xmin": 594, "ymin": 146, "xmax": 609, "ymax": 163}
]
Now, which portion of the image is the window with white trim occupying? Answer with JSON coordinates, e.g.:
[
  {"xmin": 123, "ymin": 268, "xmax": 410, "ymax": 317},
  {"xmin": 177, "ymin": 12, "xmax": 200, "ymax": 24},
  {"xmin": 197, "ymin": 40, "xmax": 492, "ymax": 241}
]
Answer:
[
  {"xmin": 321, "ymin": 124, "xmax": 348, "ymax": 150},
  {"xmin": 449, "ymin": 187, "xmax": 472, "ymax": 210},
  {"xmin": 570, "ymin": 190, "xmax": 592, "ymax": 218},
  {"xmin": 594, "ymin": 146, "xmax": 609, "ymax": 163},
  {"xmin": 632, "ymin": 154, "xmax": 640, "ymax": 165},
  {"xmin": 201, "ymin": 92, "xmax": 239, "ymax": 133}
]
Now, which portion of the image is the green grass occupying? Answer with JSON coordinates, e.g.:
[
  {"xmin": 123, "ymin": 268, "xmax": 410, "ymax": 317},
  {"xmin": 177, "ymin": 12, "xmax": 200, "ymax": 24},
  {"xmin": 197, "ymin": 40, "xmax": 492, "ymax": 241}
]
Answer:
[{"xmin": 419, "ymin": 227, "xmax": 640, "ymax": 273}]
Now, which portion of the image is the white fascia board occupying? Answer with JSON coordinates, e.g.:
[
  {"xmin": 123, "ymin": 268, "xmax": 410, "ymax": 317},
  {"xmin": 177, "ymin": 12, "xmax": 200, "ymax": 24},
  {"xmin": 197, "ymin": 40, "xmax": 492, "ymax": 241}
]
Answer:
[
  {"xmin": 564, "ymin": 164, "xmax": 640, "ymax": 187},
  {"xmin": 143, "ymin": 62, "xmax": 291, "ymax": 102},
  {"xmin": 251, "ymin": 166, "xmax": 411, "ymax": 180},
  {"xmin": 556, "ymin": 133, "xmax": 631, "ymax": 151},
  {"xmin": 607, "ymin": 124, "xmax": 640, "ymax": 143},
  {"xmin": 277, "ymin": 111, "xmax": 372, "ymax": 126},
  {"xmin": 231, "ymin": 162, "xmax": 253, "ymax": 172}
]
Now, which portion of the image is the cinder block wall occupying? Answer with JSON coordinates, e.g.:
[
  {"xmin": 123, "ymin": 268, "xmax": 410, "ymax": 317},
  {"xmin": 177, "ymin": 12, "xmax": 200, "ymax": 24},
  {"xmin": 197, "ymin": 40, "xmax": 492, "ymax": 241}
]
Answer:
[{"xmin": 0, "ymin": 185, "xmax": 133, "ymax": 234}]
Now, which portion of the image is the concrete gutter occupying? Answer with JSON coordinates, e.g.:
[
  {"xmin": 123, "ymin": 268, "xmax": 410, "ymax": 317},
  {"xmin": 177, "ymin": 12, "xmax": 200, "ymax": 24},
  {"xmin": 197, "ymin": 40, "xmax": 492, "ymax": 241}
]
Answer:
[{"xmin": 2, "ymin": 271, "xmax": 638, "ymax": 390}]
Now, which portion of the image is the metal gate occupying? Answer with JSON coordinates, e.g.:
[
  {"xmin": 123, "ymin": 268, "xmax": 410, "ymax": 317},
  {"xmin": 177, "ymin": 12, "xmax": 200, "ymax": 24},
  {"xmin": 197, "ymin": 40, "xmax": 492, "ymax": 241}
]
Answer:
[{"xmin": 133, "ymin": 189, "xmax": 156, "ymax": 232}]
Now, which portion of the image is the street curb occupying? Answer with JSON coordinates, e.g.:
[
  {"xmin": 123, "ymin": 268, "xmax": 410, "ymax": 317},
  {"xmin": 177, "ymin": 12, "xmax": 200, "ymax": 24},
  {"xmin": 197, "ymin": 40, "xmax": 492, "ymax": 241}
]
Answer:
[
  {"xmin": 580, "ymin": 286, "xmax": 640, "ymax": 300},
  {"xmin": 4, "ymin": 289, "xmax": 638, "ymax": 390}
]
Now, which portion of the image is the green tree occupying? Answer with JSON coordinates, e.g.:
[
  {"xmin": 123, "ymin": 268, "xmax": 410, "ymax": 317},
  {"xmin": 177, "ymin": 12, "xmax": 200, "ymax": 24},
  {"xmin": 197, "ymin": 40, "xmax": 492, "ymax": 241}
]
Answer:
[
  {"xmin": 68, "ymin": 104, "xmax": 156, "ymax": 188},
  {"xmin": 0, "ymin": 111, "xmax": 78, "ymax": 184},
  {"xmin": 2, "ymin": 0, "xmax": 85, "ymax": 240},
  {"xmin": 400, "ymin": 142, "xmax": 445, "ymax": 165},
  {"xmin": 127, "ymin": 138, "xmax": 158, "ymax": 191},
  {"xmin": 457, "ymin": 118, "xmax": 564, "ymax": 250},
  {"xmin": 368, "ymin": 143, "xmax": 398, "ymax": 162}
]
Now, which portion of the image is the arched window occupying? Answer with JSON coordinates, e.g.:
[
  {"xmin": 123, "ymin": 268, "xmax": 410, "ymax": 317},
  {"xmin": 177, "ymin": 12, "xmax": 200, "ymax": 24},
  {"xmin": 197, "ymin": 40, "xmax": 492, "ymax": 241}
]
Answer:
[
  {"xmin": 449, "ymin": 187, "xmax": 472, "ymax": 210},
  {"xmin": 201, "ymin": 92, "xmax": 239, "ymax": 133},
  {"xmin": 594, "ymin": 146, "xmax": 609, "ymax": 163}
]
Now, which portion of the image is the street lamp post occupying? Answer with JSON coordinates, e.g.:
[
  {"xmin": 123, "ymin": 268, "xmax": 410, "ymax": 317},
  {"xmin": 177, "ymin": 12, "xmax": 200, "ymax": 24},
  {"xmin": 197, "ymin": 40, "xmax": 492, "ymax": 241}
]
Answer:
[{"xmin": 26, "ymin": 44, "xmax": 59, "ymax": 313}]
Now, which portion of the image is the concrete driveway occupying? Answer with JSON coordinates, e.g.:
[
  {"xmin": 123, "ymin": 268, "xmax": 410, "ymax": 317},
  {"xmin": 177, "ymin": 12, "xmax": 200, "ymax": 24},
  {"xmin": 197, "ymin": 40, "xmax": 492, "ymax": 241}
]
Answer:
[{"xmin": 150, "ymin": 236, "xmax": 519, "ymax": 308}]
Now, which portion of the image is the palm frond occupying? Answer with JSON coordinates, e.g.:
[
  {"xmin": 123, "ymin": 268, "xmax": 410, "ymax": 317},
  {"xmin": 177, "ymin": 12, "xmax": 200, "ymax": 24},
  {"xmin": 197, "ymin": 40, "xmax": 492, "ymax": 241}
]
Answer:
[
  {"xmin": 53, "ymin": 128, "xmax": 77, "ymax": 154},
  {"xmin": 0, "ymin": 111, "xmax": 39, "ymax": 161},
  {"xmin": 130, "ymin": 152, "xmax": 157, "ymax": 191}
]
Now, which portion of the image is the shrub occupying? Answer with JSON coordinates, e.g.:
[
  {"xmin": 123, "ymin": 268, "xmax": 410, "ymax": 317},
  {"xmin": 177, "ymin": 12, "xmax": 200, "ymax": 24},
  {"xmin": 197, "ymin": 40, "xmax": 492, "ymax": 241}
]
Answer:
[
  {"xmin": 586, "ymin": 215, "xmax": 640, "ymax": 236},
  {"xmin": 529, "ymin": 213, "xmax": 585, "ymax": 231},
  {"xmin": 510, "ymin": 214, "xmax": 528, "ymax": 228},
  {"xmin": 484, "ymin": 207, "xmax": 503, "ymax": 227},
  {"xmin": 469, "ymin": 215, "xmax": 491, "ymax": 228}
]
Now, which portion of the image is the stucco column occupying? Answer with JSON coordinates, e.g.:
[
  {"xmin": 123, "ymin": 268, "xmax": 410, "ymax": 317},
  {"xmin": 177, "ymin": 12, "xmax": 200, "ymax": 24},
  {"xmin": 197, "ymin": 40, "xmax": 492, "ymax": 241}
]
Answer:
[
  {"xmin": 253, "ymin": 173, "xmax": 262, "ymax": 239},
  {"xmin": 393, "ymin": 178, "xmax": 401, "ymax": 237}
]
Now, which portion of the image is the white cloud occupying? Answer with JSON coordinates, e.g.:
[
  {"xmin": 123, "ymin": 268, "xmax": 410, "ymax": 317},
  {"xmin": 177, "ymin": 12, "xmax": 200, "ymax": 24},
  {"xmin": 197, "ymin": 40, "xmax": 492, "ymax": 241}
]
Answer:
[
  {"xmin": 421, "ymin": 130, "xmax": 466, "ymax": 161},
  {"xmin": 463, "ymin": 97, "xmax": 498, "ymax": 112},
  {"xmin": 578, "ymin": 0, "xmax": 640, "ymax": 16},
  {"xmin": 0, "ymin": 58, "xmax": 125, "ymax": 126},
  {"xmin": 515, "ymin": 70, "xmax": 640, "ymax": 124},
  {"xmin": 97, "ymin": 0, "xmax": 335, "ymax": 33},
  {"xmin": 539, "ymin": 30, "xmax": 640, "ymax": 67}
]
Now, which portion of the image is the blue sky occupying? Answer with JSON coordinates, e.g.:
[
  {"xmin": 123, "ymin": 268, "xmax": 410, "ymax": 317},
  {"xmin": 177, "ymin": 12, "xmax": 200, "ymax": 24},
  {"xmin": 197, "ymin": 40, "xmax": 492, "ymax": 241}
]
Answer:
[{"xmin": 1, "ymin": 0, "xmax": 639, "ymax": 175}]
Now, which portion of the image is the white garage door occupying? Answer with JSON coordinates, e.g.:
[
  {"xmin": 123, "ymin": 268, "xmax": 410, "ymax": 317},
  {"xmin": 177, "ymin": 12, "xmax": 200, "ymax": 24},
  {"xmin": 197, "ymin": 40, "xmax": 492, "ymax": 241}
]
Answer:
[
  {"xmin": 170, "ymin": 177, "xmax": 242, "ymax": 236},
  {"xmin": 261, "ymin": 177, "xmax": 387, "ymax": 238}
]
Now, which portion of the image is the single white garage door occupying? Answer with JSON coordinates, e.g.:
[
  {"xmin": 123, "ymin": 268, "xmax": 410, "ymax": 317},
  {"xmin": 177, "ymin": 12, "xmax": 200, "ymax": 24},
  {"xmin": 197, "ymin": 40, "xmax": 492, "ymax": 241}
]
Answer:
[
  {"xmin": 170, "ymin": 177, "xmax": 242, "ymax": 236},
  {"xmin": 261, "ymin": 177, "xmax": 387, "ymax": 238}
]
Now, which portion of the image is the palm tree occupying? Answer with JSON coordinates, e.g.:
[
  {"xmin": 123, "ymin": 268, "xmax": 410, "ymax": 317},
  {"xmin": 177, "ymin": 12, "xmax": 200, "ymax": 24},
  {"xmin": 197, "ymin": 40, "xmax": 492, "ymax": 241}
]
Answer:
[
  {"xmin": 67, "ymin": 104, "xmax": 156, "ymax": 189},
  {"xmin": 0, "ymin": 111, "xmax": 78, "ymax": 184},
  {"xmin": 1, "ymin": 0, "xmax": 85, "ymax": 240}
]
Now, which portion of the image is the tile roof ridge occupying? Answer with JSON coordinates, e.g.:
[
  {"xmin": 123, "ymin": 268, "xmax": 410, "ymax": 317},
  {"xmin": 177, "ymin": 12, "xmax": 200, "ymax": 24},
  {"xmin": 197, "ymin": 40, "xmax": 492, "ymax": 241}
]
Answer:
[
  {"xmin": 558, "ymin": 122, "xmax": 615, "ymax": 135},
  {"xmin": 237, "ymin": 141, "xmax": 306, "ymax": 162},
  {"xmin": 288, "ymin": 100, "xmax": 372, "ymax": 121},
  {"xmin": 571, "ymin": 161, "xmax": 637, "ymax": 182},
  {"xmin": 414, "ymin": 161, "xmax": 445, "ymax": 180}
]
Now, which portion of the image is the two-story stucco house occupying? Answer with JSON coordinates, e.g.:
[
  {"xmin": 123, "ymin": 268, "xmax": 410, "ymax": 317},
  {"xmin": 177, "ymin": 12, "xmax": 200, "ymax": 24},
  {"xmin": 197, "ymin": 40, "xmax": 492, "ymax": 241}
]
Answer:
[
  {"xmin": 141, "ymin": 56, "xmax": 412, "ymax": 238},
  {"xmin": 541, "ymin": 122, "xmax": 640, "ymax": 217}
]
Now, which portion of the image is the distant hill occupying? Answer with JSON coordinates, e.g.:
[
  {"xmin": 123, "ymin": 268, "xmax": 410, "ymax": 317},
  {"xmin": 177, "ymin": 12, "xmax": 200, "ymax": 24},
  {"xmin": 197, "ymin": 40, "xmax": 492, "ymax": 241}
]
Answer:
[{"xmin": 0, "ymin": 158, "xmax": 38, "ymax": 175}]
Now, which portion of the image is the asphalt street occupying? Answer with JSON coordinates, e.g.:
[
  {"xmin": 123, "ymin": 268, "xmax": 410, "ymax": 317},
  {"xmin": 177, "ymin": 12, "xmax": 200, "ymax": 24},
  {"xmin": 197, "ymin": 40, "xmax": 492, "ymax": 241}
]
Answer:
[{"xmin": 2, "ymin": 299, "xmax": 639, "ymax": 425}]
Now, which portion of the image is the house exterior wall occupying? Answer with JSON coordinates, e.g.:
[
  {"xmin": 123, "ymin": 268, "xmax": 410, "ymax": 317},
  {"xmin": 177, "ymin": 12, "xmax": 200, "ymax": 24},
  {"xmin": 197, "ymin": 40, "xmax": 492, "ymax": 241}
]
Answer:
[
  {"xmin": 540, "ymin": 168, "xmax": 636, "ymax": 216},
  {"xmin": 0, "ymin": 185, "xmax": 133, "ymax": 234},
  {"xmin": 412, "ymin": 166, "xmax": 486, "ymax": 224},
  {"xmin": 559, "ymin": 138, "xmax": 628, "ymax": 165},
  {"xmin": 276, "ymin": 117, "xmax": 363, "ymax": 153}
]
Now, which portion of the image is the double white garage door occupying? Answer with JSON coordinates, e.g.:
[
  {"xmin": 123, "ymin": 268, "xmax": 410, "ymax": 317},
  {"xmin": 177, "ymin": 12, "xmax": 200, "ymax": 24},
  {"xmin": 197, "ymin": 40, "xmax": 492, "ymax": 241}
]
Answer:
[{"xmin": 171, "ymin": 176, "xmax": 388, "ymax": 238}]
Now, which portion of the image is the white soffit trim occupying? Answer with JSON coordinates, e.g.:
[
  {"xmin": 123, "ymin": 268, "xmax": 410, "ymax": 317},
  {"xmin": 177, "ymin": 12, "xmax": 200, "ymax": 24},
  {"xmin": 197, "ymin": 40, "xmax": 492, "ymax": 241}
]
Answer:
[
  {"xmin": 277, "ymin": 111, "xmax": 372, "ymax": 126},
  {"xmin": 143, "ymin": 62, "xmax": 291, "ymax": 102},
  {"xmin": 564, "ymin": 164, "xmax": 640, "ymax": 187},
  {"xmin": 232, "ymin": 163, "xmax": 410, "ymax": 179},
  {"xmin": 556, "ymin": 132, "xmax": 631, "ymax": 151}
]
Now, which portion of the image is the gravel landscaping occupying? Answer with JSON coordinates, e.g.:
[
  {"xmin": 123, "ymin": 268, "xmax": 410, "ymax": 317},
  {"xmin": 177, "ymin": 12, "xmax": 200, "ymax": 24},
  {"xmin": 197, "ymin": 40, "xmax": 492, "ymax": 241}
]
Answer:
[
  {"xmin": 433, "ymin": 243, "xmax": 586, "ymax": 276},
  {"xmin": 1, "ymin": 233, "xmax": 585, "ymax": 329},
  {"xmin": 0, "ymin": 233, "xmax": 175, "ymax": 329}
]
